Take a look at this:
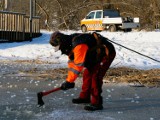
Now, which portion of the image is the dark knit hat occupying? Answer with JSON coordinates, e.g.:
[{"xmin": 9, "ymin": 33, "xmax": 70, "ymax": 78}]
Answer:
[
  {"xmin": 49, "ymin": 31, "xmax": 63, "ymax": 52},
  {"xmin": 49, "ymin": 31, "xmax": 73, "ymax": 54}
]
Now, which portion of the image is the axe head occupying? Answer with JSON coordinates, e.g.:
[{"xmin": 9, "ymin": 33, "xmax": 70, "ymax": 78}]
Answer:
[{"xmin": 37, "ymin": 92, "xmax": 44, "ymax": 107}]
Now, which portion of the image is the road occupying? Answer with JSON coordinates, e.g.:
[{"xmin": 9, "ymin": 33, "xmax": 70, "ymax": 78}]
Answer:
[{"xmin": 0, "ymin": 62, "xmax": 160, "ymax": 120}]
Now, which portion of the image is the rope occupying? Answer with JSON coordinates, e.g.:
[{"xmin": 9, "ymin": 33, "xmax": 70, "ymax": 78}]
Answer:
[{"xmin": 107, "ymin": 39, "xmax": 160, "ymax": 63}]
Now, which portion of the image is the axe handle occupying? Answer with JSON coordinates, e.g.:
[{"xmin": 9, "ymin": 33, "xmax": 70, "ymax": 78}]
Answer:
[{"xmin": 41, "ymin": 87, "xmax": 61, "ymax": 96}]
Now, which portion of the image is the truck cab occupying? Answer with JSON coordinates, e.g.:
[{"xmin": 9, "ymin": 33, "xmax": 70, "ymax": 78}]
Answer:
[
  {"xmin": 81, "ymin": 10, "xmax": 103, "ymax": 32},
  {"xmin": 81, "ymin": 9, "xmax": 140, "ymax": 32}
]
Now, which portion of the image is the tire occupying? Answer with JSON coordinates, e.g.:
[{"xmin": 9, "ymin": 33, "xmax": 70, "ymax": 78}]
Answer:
[
  {"xmin": 81, "ymin": 25, "xmax": 87, "ymax": 33},
  {"xmin": 124, "ymin": 28, "xmax": 132, "ymax": 32},
  {"xmin": 109, "ymin": 25, "xmax": 116, "ymax": 32}
]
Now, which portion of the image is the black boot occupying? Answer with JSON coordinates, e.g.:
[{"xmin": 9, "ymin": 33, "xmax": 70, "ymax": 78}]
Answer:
[
  {"xmin": 72, "ymin": 97, "xmax": 90, "ymax": 104},
  {"xmin": 84, "ymin": 104, "xmax": 103, "ymax": 111}
]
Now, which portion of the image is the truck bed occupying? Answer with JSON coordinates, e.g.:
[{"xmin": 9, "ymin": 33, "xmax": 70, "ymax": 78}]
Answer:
[{"xmin": 102, "ymin": 17, "xmax": 122, "ymax": 24}]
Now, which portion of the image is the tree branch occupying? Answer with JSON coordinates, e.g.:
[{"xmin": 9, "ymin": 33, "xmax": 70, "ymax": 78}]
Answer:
[
  {"xmin": 55, "ymin": 0, "xmax": 69, "ymax": 29},
  {"xmin": 35, "ymin": 1, "xmax": 51, "ymax": 31}
]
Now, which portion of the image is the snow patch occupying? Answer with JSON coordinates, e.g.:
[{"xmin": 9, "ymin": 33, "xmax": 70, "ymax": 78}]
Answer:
[{"xmin": 0, "ymin": 30, "xmax": 160, "ymax": 69}]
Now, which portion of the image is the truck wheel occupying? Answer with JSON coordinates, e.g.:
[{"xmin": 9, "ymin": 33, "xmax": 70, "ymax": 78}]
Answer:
[
  {"xmin": 81, "ymin": 25, "xmax": 87, "ymax": 32},
  {"xmin": 124, "ymin": 28, "xmax": 132, "ymax": 32},
  {"xmin": 109, "ymin": 25, "xmax": 116, "ymax": 32}
]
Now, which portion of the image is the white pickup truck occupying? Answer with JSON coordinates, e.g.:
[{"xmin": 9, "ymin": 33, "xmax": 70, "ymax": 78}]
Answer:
[{"xmin": 80, "ymin": 9, "xmax": 140, "ymax": 32}]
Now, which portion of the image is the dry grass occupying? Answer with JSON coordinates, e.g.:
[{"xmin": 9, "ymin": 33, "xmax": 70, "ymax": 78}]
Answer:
[
  {"xmin": 2, "ymin": 59, "xmax": 159, "ymax": 87},
  {"xmin": 14, "ymin": 60, "xmax": 57, "ymax": 64},
  {"xmin": 18, "ymin": 66, "xmax": 160, "ymax": 88},
  {"xmin": 104, "ymin": 67, "xmax": 160, "ymax": 87}
]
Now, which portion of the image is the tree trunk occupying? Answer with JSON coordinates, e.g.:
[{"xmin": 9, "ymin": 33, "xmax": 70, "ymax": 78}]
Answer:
[{"xmin": 150, "ymin": 0, "xmax": 160, "ymax": 28}]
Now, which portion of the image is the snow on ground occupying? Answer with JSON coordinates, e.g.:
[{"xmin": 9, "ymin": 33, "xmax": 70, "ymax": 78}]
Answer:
[{"xmin": 0, "ymin": 30, "xmax": 160, "ymax": 69}]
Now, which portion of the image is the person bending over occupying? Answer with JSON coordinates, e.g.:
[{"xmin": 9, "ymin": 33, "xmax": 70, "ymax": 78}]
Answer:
[{"xmin": 49, "ymin": 31, "xmax": 116, "ymax": 111}]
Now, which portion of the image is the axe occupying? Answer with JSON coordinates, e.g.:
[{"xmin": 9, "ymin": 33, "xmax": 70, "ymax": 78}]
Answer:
[{"xmin": 37, "ymin": 87, "xmax": 61, "ymax": 107}]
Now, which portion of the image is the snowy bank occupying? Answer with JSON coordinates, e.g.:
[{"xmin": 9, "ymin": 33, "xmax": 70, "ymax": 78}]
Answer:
[{"xmin": 0, "ymin": 30, "xmax": 160, "ymax": 70}]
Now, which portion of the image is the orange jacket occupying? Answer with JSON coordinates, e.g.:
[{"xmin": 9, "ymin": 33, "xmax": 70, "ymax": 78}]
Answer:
[{"xmin": 66, "ymin": 44, "xmax": 88, "ymax": 83}]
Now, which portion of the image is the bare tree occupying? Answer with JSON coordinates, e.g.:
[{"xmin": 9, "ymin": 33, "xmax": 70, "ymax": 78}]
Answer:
[
  {"xmin": 1, "ymin": 0, "xmax": 159, "ymax": 30},
  {"xmin": 0, "ymin": 0, "xmax": 4, "ymax": 10},
  {"xmin": 150, "ymin": 0, "xmax": 160, "ymax": 28}
]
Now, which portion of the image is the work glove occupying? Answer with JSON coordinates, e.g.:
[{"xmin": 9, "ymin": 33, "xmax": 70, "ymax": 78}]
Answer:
[{"xmin": 61, "ymin": 81, "xmax": 75, "ymax": 90}]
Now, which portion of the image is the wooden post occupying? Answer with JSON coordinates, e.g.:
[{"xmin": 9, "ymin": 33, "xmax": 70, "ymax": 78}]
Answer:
[{"xmin": 30, "ymin": 0, "xmax": 33, "ymax": 41}]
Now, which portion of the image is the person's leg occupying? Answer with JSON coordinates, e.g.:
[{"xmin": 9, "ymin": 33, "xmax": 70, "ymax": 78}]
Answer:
[
  {"xmin": 79, "ymin": 68, "xmax": 92, "ymax": 99},
  {"xmin": 84, "ymin": 51, "xmax": 116, "ymax": 111},
  {"xmin": 72, "ymin": 68, "xmax": 92, "ymax": 104}
]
